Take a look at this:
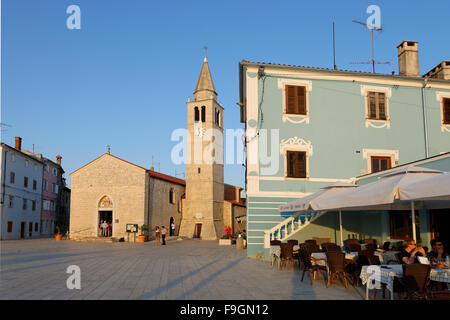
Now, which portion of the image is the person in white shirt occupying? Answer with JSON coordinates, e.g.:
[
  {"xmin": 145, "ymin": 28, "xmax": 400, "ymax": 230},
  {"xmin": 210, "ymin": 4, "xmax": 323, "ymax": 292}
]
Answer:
[
  {"xmin": 170, "ymin": 222, "xmax": 175, "ymax": 236},
  {"xmin": 161, "ymin": 226, "xmax": 167, "ymax": 245}
]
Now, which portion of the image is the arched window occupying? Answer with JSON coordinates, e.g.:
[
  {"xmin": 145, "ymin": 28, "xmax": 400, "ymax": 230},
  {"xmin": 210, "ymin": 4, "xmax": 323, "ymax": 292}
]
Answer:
[
  {"xmin": 194, "ymin": 107, "xmax": 199, "ymax": 122},
  {"xmin": 201, "ymin": 106, "xmax": 206, "ymax": 122},
  {"xmin": 169, "ymin": 189, "xmax": 174, "ymax": 204},
  {"xmin": 217, "ymin": 110, "xmax": 220, "ymax": 127}
]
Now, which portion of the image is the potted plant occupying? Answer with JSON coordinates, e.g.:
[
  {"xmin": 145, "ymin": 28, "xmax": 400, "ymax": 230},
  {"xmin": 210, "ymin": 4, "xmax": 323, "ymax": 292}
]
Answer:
[
  {"xmin": 138, "ymin": 224, "xmax": 148, "ymax": 242},
  {"xmin": 55, "ymin": 225, "xmax": 63, "ymax": 241},
  {"xmin": 219, "ymin": 227, "xmax": 232, "ymax": 245}
]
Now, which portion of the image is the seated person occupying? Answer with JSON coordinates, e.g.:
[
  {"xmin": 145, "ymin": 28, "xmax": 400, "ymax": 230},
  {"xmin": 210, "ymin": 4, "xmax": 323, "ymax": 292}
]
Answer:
[
  {"xmin": 400, "ymin": 239, "xmax": 427, "ymax": 264},
  {"xmin": 428, "ymin": 238, "xmax": 448, "ymax": 264}
]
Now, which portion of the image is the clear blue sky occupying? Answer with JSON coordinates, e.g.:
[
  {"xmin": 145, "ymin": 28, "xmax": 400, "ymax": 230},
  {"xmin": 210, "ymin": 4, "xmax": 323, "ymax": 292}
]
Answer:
[{"xmin": 2, "ymin": 0, "xmax": 449, "ymax": 189}]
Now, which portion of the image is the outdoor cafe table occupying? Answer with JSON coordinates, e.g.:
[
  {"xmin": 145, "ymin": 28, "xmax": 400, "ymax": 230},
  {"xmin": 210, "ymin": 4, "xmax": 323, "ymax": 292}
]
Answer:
[
  {"xmin": 360, "ymin": 264, "xmax": 450, "ymax": 300},
  {"xmin": 310, "ymin": 251, "xmax": 358, "ymax": 267},
  {"xmin": 270, "ymin": 245, "xmax": 300, "ymax": 269}
]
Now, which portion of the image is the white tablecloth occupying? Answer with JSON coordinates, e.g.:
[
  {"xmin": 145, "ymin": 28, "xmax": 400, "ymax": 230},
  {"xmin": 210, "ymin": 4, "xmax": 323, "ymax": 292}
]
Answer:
[
  {"xmin": 430, "ymin": 268, "xmax": 450, "ymax": 283},
  {"xmin": 360, "ymin": 264, "xmax": 403, "ymax": 300},
  {"xmin": 270, "ymin": 245, "xmax": 281, "ymax": 258},
  {"xmin": 310, "ymin": 252, "xmax": 358, "ymax": 266},
  {"xmin": 360, "ymin": 264, "xmax": 450, "ymax": 300}
]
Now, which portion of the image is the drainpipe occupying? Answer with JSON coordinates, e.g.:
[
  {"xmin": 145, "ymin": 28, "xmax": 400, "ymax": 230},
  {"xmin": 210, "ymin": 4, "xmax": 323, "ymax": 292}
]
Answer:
[
  {"xmin": 421, "ymin": 78, "xmax": 429, "ymax": 158},
  {"xmin": 1, "ymin": 150, "xmax": 7, "ymax": 240}
]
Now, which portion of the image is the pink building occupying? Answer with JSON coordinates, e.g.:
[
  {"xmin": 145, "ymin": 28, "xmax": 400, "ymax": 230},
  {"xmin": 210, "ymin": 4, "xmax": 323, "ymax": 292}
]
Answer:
[{"xmin": 41, "ymin": 156, "xmax": 64, "ymax": 235}]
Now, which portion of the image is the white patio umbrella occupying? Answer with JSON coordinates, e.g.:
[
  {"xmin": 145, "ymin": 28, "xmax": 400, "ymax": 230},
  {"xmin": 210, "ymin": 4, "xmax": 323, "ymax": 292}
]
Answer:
[
  {"xmin": 400, "ymin": 171, "xmax": 450, "ymax": 201},
  {"xmin": 279, "ymin": 181, "xmax": 358, "ymax": 246},
  {"xmin": 316, "ymin": 166, "xmax": 443, "ymax": 242}
]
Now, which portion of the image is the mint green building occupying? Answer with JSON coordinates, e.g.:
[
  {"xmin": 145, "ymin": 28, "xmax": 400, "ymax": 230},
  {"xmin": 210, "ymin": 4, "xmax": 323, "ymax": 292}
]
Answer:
[{"xmin": 238, "ymin": 41, "xmax": 450, "ymax": 259}]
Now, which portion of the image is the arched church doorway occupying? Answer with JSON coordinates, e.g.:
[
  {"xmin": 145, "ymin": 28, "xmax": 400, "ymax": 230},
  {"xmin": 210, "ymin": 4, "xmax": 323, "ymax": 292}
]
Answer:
[{"xmin": 98, "ymin": 196, "xmax": 113, "ymax": 237}]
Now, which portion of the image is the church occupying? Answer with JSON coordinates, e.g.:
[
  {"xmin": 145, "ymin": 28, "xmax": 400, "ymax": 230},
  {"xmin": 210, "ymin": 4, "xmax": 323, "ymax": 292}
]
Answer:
[{"xmin": 69, "ymin": 57, "xmax": 246, "ymax": 241}]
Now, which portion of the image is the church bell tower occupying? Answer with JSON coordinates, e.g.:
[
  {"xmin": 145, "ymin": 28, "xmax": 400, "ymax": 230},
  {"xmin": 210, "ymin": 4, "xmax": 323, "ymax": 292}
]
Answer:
[{"xmin": 178, "ymin": 57, "xmax": 224, "ymax": 240}]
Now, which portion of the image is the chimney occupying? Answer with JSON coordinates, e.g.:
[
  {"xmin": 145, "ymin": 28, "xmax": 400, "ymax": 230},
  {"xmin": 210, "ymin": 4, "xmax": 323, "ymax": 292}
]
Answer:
[
  {"xmin": 15, "ymin": 136, "xmax": 22, "ymax": 151},
  {"xmin": 397, "ymin": 41, "xmax": 420, "ymax": 77},
  {"xmin": 423, "ymin": 61, "xmax": 450, "ymax": 80},
  {"xmin": 56, "ymin": 155, "xmax": 62, "ymax": 165}
]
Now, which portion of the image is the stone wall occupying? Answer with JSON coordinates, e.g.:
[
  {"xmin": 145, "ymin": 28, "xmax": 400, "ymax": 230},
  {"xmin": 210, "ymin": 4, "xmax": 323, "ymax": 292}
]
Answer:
[
  {"xmin": 148, "ymin": 177, "xmax": 185, "ymax": 239},
  {"xmin": 69, "ymin": 155, "xmax": 147, "ymax": 240}
]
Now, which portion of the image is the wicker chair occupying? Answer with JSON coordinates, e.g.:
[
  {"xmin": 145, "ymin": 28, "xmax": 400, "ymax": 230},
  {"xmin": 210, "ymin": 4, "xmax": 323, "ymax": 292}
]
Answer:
[
  {"xmin": 326, "ymin": 252, "xmax": 349, "ymax": 288},
  {"xmin": 305, "ymin": 239, "xmax": 317, "ymax": 245},
  {"xmin": 365, "ymin": 243, "xmax": 377, "ymax": 251},
  {"xmin": 347, "ymin": 239, "xmax": 360, "ymax": 246},
  {"xmin": 323, "ymin": 244, "xmax": 341, "ymax": 252},
  {"xmin": 382, "ymin": 241, "xmax": 391, "ymax": 251},
  {"xmin": 299, "ymin": 248, "xmax": 327, "ymax": 285},
  {"xmin": 280, "ymin": 243, "xmax": 295, "ymax": 269},
  {"xmin": 400, "ymin": 264, "xmax": 431, "ymax": 300},
  {"xmin": 348, "ymin": 243, "xmax": 362, "ymax": 253},
  {"xmin": 368, "ymin": 255, "xmax": 381, "ymax": 265},
  {"xmin": 321, "ymin": 242, "xmax": 338, "ymax": 252},
  {"xmin": 351, "ymin": 252, "xmax": 371, "ymax": 287},
  {"xmin": 287, "ymin": 240, "xmax": 299, "ymax": 259},
  {"xmin": 365, "ymin": 238, "xmax": 377, "ymax": 247}
]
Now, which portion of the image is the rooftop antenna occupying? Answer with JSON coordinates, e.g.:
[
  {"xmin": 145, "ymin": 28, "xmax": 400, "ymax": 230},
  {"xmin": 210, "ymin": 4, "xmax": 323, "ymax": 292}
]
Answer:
[
  {"xmin": 152, "ymin": 156, "xmax": 160, "ymax": 172},
  {"xmin": 0, "ymin": 122, "xmax": 11, "ymax": 132},
  {"xmin": 174, "ymin": 169, "xmax": 185, "ymax": 179},
  {"xmin": 350, "ymin": 20, "xmax": 390, "ymax": 73},
  {"xmin": 333, "ymin": 22, "xmax": 337, "ymax": 70}
]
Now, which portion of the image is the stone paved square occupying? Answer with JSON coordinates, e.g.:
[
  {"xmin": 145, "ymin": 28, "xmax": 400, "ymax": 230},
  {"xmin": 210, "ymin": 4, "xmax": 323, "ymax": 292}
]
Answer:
[{"xmin": 0, "ymin": 239, "xmax": 367, "ymax": 300}]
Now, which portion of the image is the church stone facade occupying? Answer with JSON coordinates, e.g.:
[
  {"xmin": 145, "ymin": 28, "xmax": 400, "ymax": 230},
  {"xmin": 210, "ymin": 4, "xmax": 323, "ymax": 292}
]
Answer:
[{"xmin": 69, "ymin": 153, "xmax": 185, "ymax": 241}]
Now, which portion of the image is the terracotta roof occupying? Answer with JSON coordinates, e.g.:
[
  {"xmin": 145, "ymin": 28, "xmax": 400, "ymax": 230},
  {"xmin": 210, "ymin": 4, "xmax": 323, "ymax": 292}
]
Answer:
[
  {"xmin": 148, "ymin": 170, "xmax": 186, "ymax": 186},
  {"xmin": 225, "ymin": 200, "xmax": 246, "ymax": 207}
]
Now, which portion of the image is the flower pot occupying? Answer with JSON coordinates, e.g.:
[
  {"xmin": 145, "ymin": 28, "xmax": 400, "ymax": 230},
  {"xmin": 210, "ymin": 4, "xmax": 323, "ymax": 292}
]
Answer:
[
  {"xmin": 55, "ymin": 234, "xmax": 63, "ymax": 241},
  {"xmin": 219, "ymin": 239, "xmax": 232, "ymax": 246},
  {"xmin": 138, "ymin": 235, "xmax": 146, "ymax": 242}
]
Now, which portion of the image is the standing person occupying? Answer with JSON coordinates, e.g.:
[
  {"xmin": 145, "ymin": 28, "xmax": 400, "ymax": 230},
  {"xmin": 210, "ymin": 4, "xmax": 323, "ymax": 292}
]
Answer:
[
  {"xmin": 107, "ymin": 223, "xmax": 112, "ymax": 237},
  {"xmin": 155, "ymin": 226, "xmax": 161, "ymax": 244},
  {"xmin": 171, "ymin": 222, "xmax": 175, "ymax": 237},
  {"xmin": 161, "ymin": 226, "xmax": 167, "ymax": 245},
  {"xmin": 98, "ymin": 220, "xmax": 103, "ymax": 237},
  {"xmin": 102, "ymin": 220, "xmax": 108, "ymax": 237}
]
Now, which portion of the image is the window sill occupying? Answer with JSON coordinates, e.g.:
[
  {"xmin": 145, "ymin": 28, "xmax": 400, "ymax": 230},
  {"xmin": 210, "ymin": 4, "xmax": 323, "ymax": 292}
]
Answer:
[
  {"xmin": 284, "ymin": 177, "xmax": 309, "ymax": 181},
  {"xmin": 282, "ymin": 114, "xmax": 309, "ymax": 124},
  {"xmin": 365, "ymin": 118, "xmax": 390, "ymax": 129}
]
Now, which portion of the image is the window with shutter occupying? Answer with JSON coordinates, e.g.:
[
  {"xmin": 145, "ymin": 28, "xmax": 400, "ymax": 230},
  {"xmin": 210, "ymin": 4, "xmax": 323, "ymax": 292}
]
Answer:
[
  {"xmin": 367, "ymin": 92, "xmax": 387, "ymax": 120},
  {"xmin": 286, "ymin": 151, "xmax": 307, "ymax": 178},
  {"xmin": 285, "ymin": 85, "xmax": 307, "ymax": 115},
  {"xmin": 444, "ymin": 98, "xmax": 450, "ymax": 124}
]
